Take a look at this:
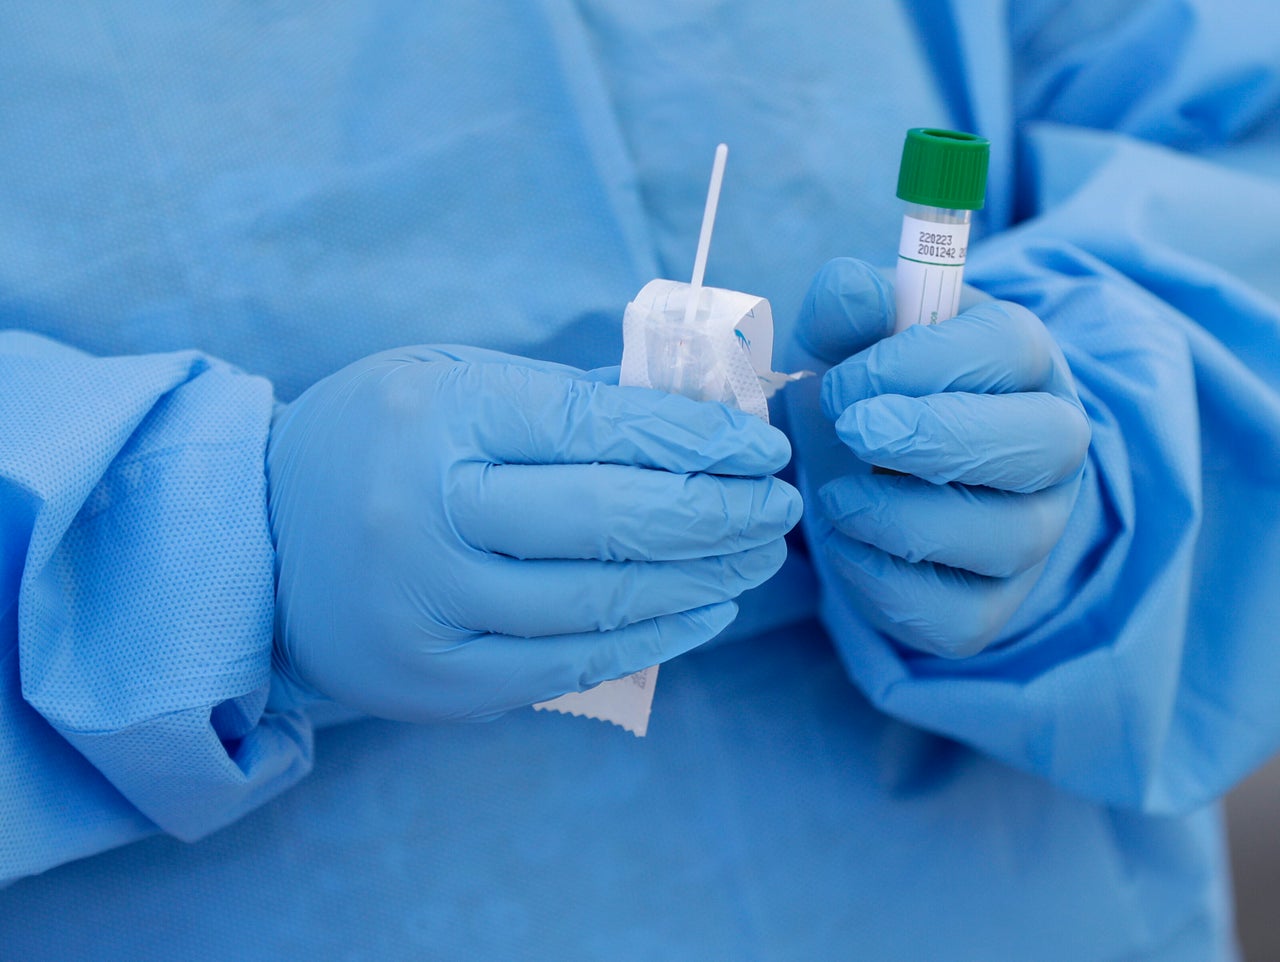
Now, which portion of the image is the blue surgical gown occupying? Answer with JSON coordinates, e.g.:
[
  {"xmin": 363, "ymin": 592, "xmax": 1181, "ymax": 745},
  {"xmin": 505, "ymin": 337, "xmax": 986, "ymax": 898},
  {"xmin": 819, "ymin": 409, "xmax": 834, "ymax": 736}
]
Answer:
[{"xmin": 2, "ymin": 1, "xmax": 1279, "ymax": 959}]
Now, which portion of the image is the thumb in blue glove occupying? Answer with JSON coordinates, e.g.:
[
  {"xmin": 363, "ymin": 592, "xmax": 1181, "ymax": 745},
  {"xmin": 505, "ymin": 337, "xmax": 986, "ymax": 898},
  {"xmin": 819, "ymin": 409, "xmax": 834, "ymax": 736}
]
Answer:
[
  {"xmin": 786, "ymin": 258, "xmax": 1090, "ymax": 657},
  {"xmin": 267, "ymin": 346, "xmax": 801, "ymax": 722}
]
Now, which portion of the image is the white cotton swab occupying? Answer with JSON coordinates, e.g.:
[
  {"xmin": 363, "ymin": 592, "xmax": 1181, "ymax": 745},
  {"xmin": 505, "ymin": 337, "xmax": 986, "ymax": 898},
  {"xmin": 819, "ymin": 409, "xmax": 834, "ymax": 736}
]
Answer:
[{"xmin": 683, "ymin": 143, "xmax": 729, "ymax": 326}]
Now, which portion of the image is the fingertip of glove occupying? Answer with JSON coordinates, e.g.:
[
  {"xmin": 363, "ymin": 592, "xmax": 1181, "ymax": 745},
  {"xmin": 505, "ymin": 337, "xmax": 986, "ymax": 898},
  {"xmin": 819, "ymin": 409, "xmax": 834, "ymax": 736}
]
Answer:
[
  {"xmin": 689, "ymin": 600, "xmax": 740, "ymax": 644},
  {"xmin": 819, "ymin": 367, "xmax": 842, "ymax": 422},
  {"xmin": 762, "ymin": 535, "xmax": 790, "ymax": 576},
  {"xmin": 820, "ymin": 359, "xmax": 871, "ymax": 422},
  {"xmin": 738, "ymin": 417, "xmax": 793, "ymax": 474},
  {"xmin": 728, "ymin": 537, "xmax": 789, "ymax": 587},
  {"xmin": 634, "ymin": 391, "xmax": 789, "ymax": 475},
  {"xmin": 835, "ymin": 396, "xmax": 919, "ymax": 459},
  {"xmin": 816, "ymin": 476, "xmax": 867, "ymax": 526},
  {"xmin": 795, "ymin": 258, "xmax": 894, "ymax": 366},
  {"xmin": 1064, "ymin": 404, "xmax": 1092, "ymax": 476},
  {"xmin": 582, "ymin": 365, "xmax": 621, "ymax": 385},
  {"xmin": 777, "ymin": 480, "xmax": 804, "ymax": 531}
]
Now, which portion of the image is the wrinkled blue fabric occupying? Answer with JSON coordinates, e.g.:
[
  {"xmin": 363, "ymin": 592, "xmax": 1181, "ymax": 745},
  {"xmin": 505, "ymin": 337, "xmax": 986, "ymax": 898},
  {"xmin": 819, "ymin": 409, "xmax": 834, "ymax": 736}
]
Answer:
[{"xmin": 2, "ymin": 1, "xmax": 1278, "ymax": 959}]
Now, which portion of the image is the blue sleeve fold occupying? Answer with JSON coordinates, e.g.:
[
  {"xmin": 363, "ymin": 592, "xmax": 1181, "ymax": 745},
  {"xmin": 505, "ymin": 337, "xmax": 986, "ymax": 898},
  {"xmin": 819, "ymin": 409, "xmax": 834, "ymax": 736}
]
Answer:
[
  {"xmin": 1011, "ymin": 0, "xmax": 1280, "ymax": 151},
  {"xmin": 1, "ymin": 332, "xmax": 312, "ymax": 883}
]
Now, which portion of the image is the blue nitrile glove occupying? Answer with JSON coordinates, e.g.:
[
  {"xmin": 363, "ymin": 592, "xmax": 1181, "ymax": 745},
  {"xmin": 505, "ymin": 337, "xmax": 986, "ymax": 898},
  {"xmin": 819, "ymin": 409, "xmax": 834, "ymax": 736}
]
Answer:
[
  {"xmin": 787, "ymin": 259, "xmax": 1090, "ymax": 658},
  {"xmin": 267, "ymin": 345, "xmax": 800, "ymax": 722}
]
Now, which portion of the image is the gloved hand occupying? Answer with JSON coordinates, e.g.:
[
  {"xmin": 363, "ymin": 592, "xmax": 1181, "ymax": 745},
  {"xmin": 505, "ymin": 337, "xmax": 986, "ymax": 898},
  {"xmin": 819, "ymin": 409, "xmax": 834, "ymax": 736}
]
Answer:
[
  {"xmin": 786, "ymin": 259, "xmax": 1090, "ymax": 657},
  {"xmin": 267, "ymin": 346, "xmax": 800, "ymax": 722}
]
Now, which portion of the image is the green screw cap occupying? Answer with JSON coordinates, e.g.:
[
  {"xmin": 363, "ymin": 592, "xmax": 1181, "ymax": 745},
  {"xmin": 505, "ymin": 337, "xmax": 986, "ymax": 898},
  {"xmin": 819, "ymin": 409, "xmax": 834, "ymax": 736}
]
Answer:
[{"xmin": 896, "ymin": 128, "xmax": 990, "ymax": 210}]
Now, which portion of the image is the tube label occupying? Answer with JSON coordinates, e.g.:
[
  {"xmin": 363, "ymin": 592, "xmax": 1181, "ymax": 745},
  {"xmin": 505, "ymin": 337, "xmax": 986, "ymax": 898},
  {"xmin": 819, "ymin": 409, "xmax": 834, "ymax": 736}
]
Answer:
[{"xmin": 894, "ymin": 215, "xmax": 970, "ymax": 333}]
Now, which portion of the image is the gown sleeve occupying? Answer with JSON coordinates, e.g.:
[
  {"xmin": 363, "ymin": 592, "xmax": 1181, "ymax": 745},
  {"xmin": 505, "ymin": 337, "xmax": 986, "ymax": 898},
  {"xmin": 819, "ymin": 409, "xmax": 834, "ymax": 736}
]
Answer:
[{"xmin": 1, "ymin": 331, "xmax": 313, "ymax": 884}]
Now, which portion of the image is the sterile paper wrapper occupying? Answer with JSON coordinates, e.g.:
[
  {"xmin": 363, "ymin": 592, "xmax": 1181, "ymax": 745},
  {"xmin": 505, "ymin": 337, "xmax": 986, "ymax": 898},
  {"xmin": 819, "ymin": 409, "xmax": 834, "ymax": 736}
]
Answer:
[
  {"xmin": 534, "ymin": 279, "xmax": 806, "ymax": 737},
  {"xmin": 621, "ymin": 279, "xmax": 777, "ymax": 420},
  {"xmin": 533, "ymin": 664, "xmax": 658, "ymax": 737}
]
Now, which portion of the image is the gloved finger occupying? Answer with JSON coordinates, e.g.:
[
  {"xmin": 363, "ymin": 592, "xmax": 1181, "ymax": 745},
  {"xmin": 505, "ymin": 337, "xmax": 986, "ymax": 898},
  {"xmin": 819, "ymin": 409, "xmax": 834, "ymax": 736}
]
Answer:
[
  {"xmin": 582, "ymin": 365, "xmax": 621, "ymax": 384},
  {"xmin": 818, "ymin": 470, "xmax": 1076, "ymax": 577},
  {"xmin": 413, "ymin": 602, "xmax": 740, "ymax": 722},
  {"xmin": 457, "ymin": 538, "xmax": 787, "ymax": 637},
  {"xmin": 822, "ymin": 300, "xmax": 1063, "ymax": 417},
  {"xmin": 451, "ymin": 462, "xmax": 802, "ymax": 561},
  {"xmin": 391, "ymin": 349, "xmax": 620, "ymax": 391},
  {"xmin": 819, "ymin": 531, "xmax": 1037, "ymax": 658},
  {"xmin": 792, "ymin": 258, "xmax": 895, "ymax": 366},
  {"xmin": 835, "ymin": 391, "xmax": 1090, "ymax": 492},
  {"xmin": 383, "ymin": 344, "xmax": 590, "ymax": 379},
  {"xmin": 460, "ymin": 362, "xmax": 792, "ymax": 476}
]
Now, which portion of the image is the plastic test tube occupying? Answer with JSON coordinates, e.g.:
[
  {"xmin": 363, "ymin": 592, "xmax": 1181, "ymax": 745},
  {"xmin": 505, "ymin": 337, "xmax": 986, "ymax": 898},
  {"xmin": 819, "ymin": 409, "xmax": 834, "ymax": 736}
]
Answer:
[{"xmin": 893, "ymin": 128, "xmax": 990, "ymax": 333}]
